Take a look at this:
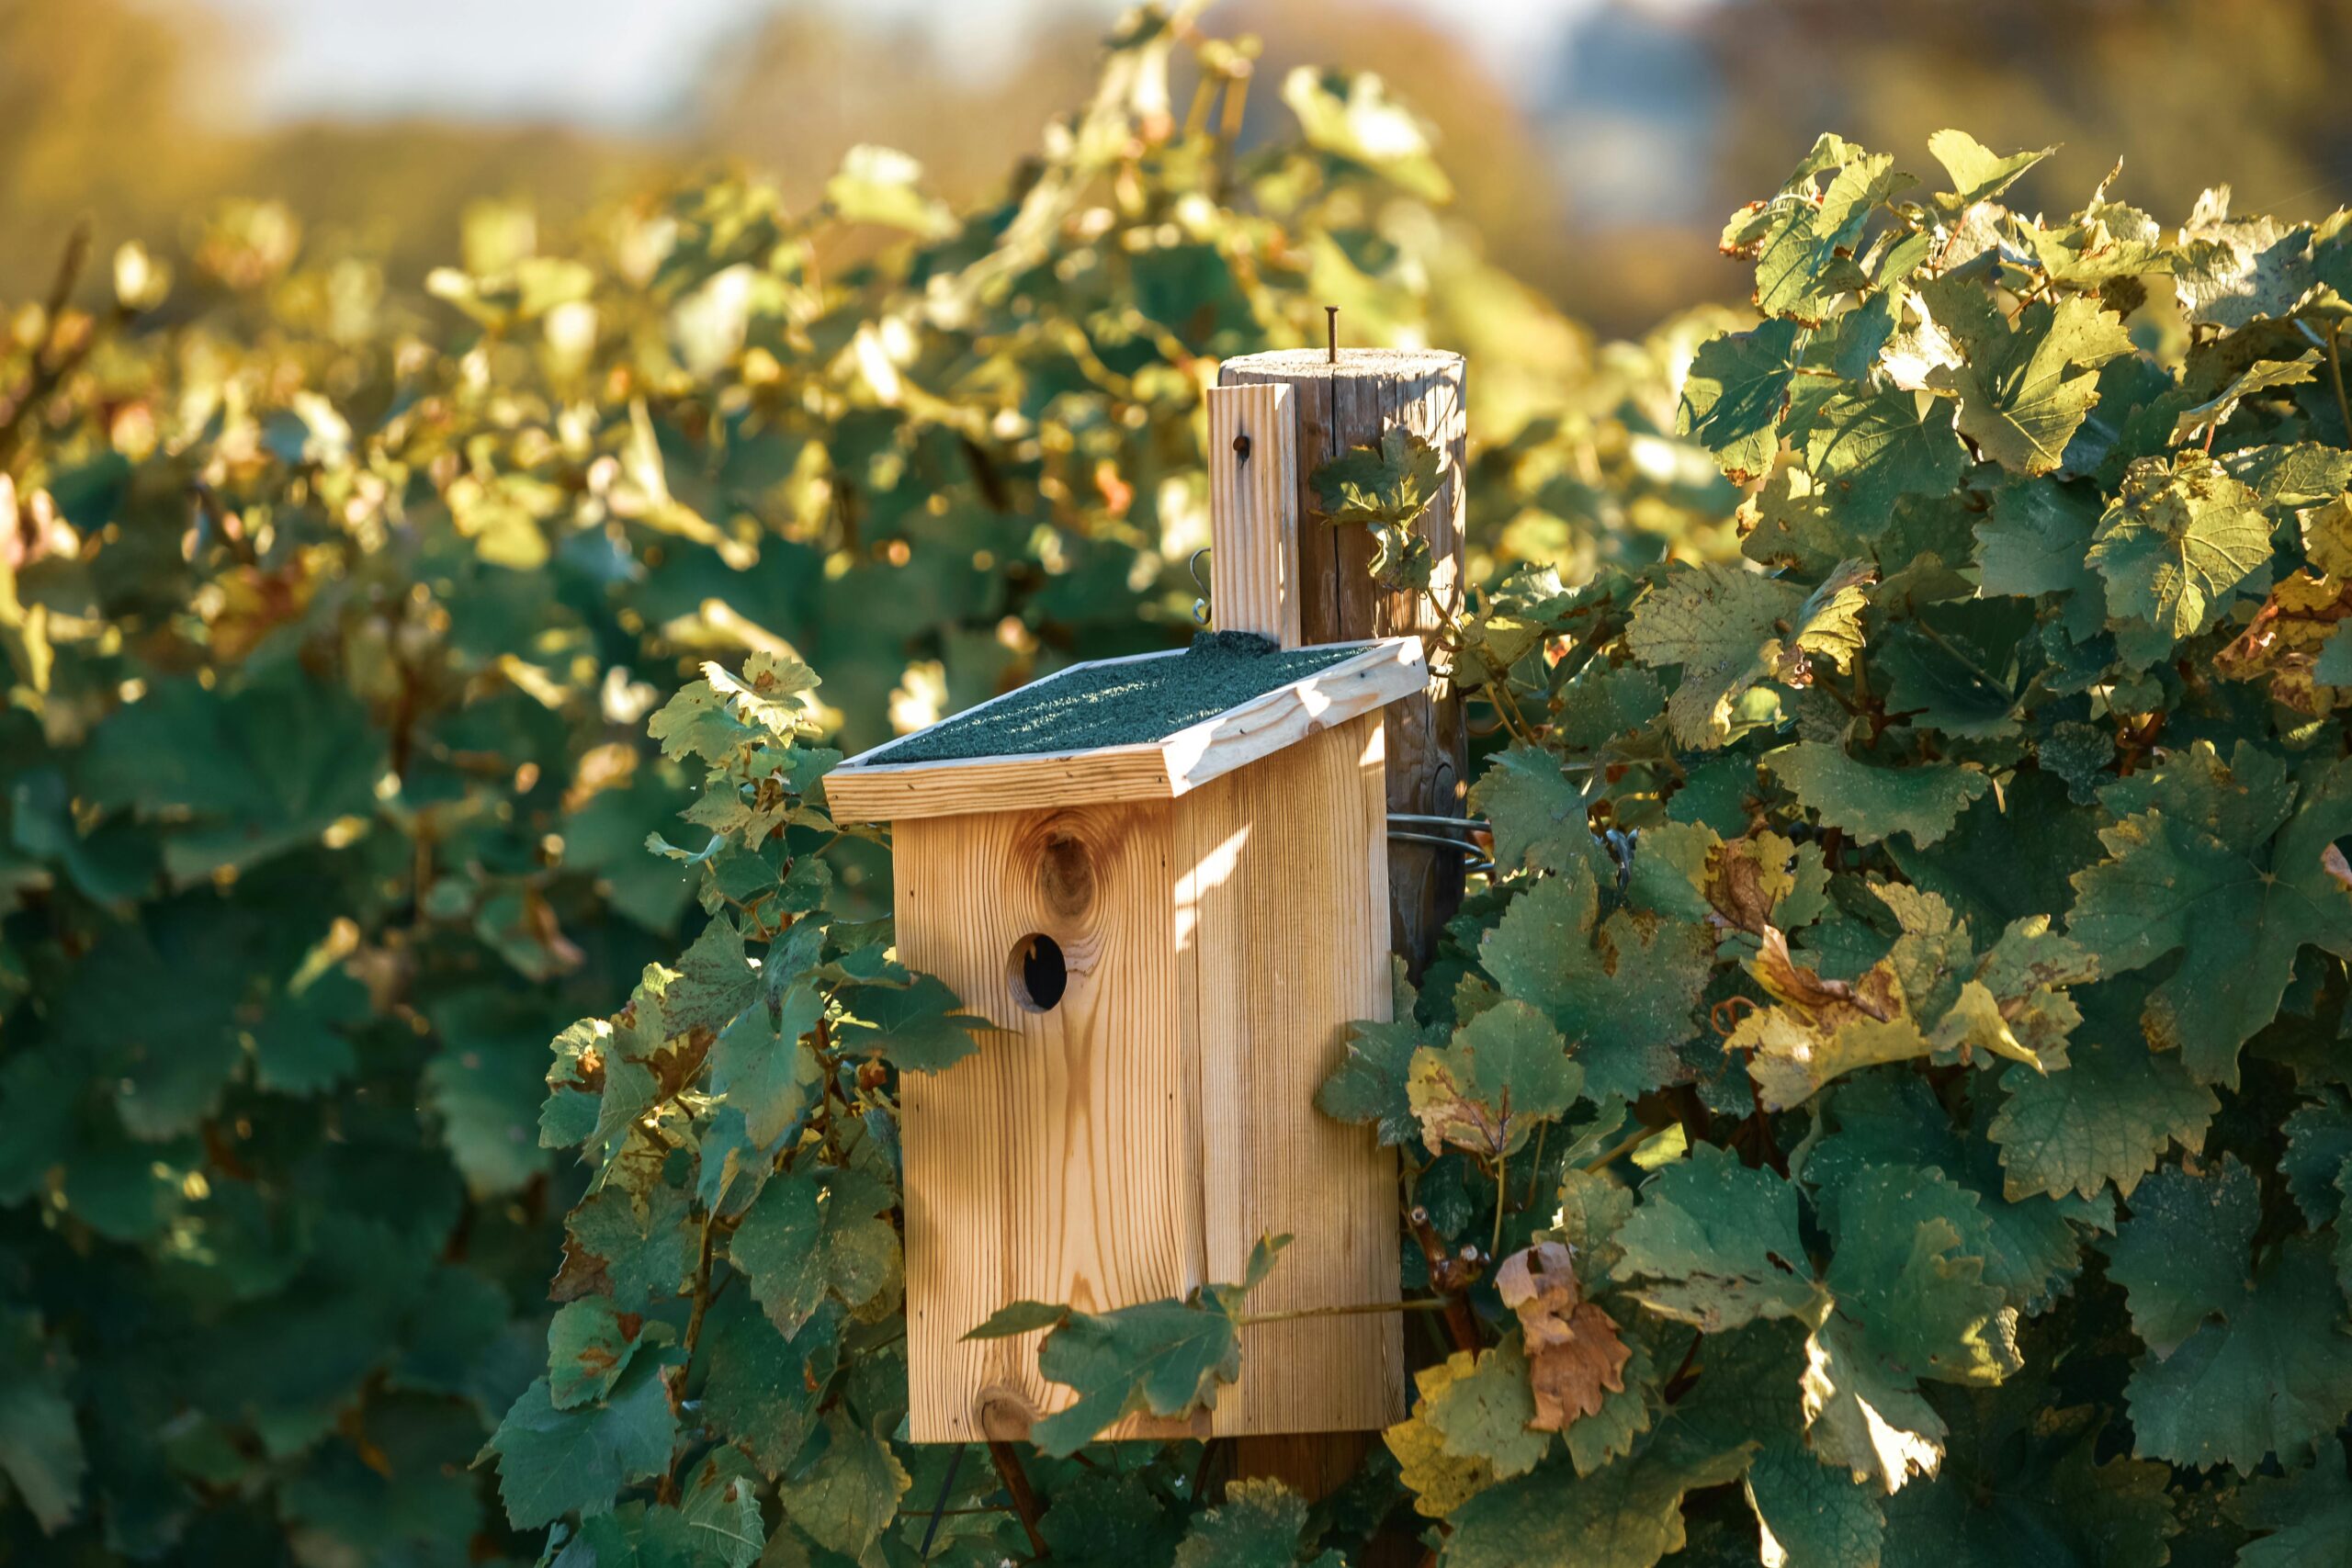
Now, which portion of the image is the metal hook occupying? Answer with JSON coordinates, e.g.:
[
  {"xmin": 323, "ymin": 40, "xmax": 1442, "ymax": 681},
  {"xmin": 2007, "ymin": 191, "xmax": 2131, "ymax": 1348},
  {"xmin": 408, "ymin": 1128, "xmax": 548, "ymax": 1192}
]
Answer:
[{"xmin": 1189, "ymin": 546, "xmax": 1213, "ymax": 627}]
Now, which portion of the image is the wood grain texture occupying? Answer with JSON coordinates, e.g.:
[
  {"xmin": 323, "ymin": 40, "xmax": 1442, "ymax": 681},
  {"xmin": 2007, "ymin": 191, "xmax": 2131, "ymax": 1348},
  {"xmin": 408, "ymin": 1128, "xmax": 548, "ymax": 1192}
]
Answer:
[
  {"xmin": 1218, "ymin": 348, "xmax": 1468, "ymax": 978},
  {"xmin": 825, "ymin": 638, "xmax": 1424, "ymax": 824},
  {"xmin": 1179, "ymin": 712, "xmax": 1405, "ymax": 1434},
  {"xmin": 890, "ymin": 718, "xmax": 1404, "ymax": 1441},
  {"xmin": 1205, "ymin": 382, "xmax": 1303, "ymax": 648},
  {"xmin": 822, "ymin": 743, "xmax": 1173, "ymax": 827},
  {"xmin": 894, "ymin": 802, "xmax": 1205, "ymax": 1443}
]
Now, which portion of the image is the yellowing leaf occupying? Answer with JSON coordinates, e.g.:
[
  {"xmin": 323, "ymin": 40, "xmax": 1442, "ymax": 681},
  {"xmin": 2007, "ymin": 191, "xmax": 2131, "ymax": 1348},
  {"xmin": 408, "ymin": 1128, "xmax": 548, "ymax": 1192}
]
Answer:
[
  {"xmin": 1730, "ymin": 884, "xmax": 2093, "ymax": 1110},
  {"xmin": 1627, "ymin": 560, "xmax": 1872, "ymax": 748},
  {"xmin": 1405, "ymin": 998, "xmax": 1578, "ymax": 1159},
  {"xmin": 1923, "ymin": 286, "xmax": 2132, "ymax": 475},
  {"xmin": 1385, "ymin": 1354, "xmax": 1503, "ymax": 1517},
  {"xmin": 1927, "ymin": 129, "xmax": 2056, "ymax": 209},
  {"xmin": 2087, "ymin": 452, "xmax": 2272, "ymax": 642}
]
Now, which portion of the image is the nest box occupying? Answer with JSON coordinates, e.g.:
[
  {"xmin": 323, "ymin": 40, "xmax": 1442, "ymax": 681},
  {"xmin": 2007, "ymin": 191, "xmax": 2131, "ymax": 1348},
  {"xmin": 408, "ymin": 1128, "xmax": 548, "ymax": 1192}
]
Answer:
[{"xmin": 825, "ymin": 379, "xmax": 1431, "ymax": 1443}]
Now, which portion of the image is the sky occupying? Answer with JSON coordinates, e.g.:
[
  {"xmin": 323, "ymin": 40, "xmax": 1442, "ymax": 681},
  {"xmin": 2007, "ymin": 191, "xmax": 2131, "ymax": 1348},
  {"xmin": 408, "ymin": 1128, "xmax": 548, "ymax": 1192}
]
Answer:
[{"xmin": 204, "ymin": 0, "xmax": 1606, "ymax": 126}]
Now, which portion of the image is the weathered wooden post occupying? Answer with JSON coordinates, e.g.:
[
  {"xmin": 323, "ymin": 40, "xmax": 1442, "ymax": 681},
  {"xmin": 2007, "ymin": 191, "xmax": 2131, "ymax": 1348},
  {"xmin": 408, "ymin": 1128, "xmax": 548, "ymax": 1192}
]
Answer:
[
  {"xmin": 1212, "ymin": 347, "xmax": 1468, "ymax": 1505},
  {"xmin": 1216, "ymin": 347, "xmax": 1469, "ymax": 977}
]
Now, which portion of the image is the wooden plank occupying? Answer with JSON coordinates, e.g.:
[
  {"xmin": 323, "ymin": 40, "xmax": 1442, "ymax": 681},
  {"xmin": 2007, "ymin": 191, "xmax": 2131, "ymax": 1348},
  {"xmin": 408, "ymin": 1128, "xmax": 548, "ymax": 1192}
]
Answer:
[
  {"xmin": 1219, "ymin": 348, "xmax": 1468, "ymax": 979},
  {"xmin": 825, "ymin": 638, "xmax": 1422, "ymax": 825},
  {"xmin": 823, "ymin": 744, "xmax": 1172, "ymax": 826},
  {"xmin": 895, "ymin": 800, "xmax": 1206, "ymax": 1443},
  {"xmin": 1206, "ymin": 382, "xmax": 1303, "ymax": 648},
  {"xmin": 1179, "ymin": 712, "xmax": 1405, "ymax": 1435}
]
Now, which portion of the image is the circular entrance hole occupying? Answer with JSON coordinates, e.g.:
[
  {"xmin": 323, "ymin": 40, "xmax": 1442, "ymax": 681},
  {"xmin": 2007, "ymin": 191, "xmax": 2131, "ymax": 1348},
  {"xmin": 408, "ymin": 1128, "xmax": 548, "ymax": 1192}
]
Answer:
[{"xmin": 1009, "ymin": 934, "xmax": 1068, "ymax": 1013}]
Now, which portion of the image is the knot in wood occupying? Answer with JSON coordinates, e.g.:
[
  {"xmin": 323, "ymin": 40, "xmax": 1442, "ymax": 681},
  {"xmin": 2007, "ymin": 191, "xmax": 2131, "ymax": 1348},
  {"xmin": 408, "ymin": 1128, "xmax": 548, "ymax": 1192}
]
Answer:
[{"xmin": 1035, "ymin": 832, "xmax": 1095, "ymax": 919}]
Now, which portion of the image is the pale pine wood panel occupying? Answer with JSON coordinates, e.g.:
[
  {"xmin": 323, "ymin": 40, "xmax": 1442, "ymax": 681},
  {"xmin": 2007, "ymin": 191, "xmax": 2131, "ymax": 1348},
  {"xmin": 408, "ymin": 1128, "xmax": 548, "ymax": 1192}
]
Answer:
[
  {"xmin": 823, "ymin": 745, "xmax": 1172, "ymax": 826},
  {"xmin": 1205, "ymin": 382, "xmax": 1303, "ymax": 648},
  {"xmin": 1181, "ymin": 712, "xmax": 1405, "ymax": 1434},
  {"xmin": 895, "ymin": 802, "xmax": 1207, "ymax": 1442}
]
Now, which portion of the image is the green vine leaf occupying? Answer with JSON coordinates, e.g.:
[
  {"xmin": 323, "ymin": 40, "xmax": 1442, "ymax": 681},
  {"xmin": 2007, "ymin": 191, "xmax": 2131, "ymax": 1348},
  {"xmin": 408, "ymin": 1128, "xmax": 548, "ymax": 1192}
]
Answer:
[
  {"xmin": 2066, "ymin": 761, "xmax": 2352, "ymax": 1086},
  {"xmin": 1626, "ymin": 560, "xmax": 1871, "ymax": 748},
  {"xmin": 965, "ymin": 1236, "xmax": 1289, "ymax": 1458},
  {"xmin": 1309, "ymin": 427, "xmax": 1443, "ymax": 592},
  {"xmin": 483, "ymin": 1351, "xmax": 681, "ymax": 1531},
  {"xmin": 1923, "ymin": 285, "xmax": 2133, "ymax": 476},
  {"xmin": 2123, "ymin": 1235, "xmax": 2352, "ymax": 1472},
  {"xmin": 729, "ymin": 1166, "xmax": 899, "ymax": 1342},
  {"xmin": 830, "ymin": 973, "xmax": 988, "ymax": 1073}
]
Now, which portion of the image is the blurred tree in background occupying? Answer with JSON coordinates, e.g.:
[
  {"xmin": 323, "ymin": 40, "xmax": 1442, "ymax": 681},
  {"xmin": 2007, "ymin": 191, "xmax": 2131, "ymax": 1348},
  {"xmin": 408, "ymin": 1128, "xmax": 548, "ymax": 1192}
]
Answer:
[
  {"xmin": 1702, "ymin": 0, "xmax": 2352, "ymax": 226},
  {"xmin": 12, "ymin": 0, "xmax": 2352, "ymax": 336}
]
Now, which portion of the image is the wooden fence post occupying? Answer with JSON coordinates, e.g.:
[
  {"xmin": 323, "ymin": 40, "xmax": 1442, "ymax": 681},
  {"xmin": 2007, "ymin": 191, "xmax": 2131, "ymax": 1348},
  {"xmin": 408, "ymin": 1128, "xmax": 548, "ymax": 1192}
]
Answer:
[
  {"xmin": 1212, "ymin": 347, "xmax": 1466, "ymax": 1516},
  {"xmin": 1216, "ymin": 347, "xmax": 1468, "ymax": 978}
]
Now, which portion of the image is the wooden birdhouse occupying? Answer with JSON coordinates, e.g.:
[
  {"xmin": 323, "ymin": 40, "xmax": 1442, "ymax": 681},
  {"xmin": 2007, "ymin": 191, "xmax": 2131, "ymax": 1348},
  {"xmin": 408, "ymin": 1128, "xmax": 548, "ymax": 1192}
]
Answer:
[{"xmin": 824, "ymin": 352, "xmax": 1466, "ymax": 1444}]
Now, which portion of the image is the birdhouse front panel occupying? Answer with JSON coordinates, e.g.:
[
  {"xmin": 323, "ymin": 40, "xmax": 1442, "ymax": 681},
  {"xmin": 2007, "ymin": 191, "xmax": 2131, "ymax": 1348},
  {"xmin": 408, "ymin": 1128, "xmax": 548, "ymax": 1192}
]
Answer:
[
  {"xmin": 885, "ymin": 710, "xmax": 1404, "ymax": 1442},
  {"xmin": 889, "ymin": 794, "xmax": 1203, "ymax": 1443}
]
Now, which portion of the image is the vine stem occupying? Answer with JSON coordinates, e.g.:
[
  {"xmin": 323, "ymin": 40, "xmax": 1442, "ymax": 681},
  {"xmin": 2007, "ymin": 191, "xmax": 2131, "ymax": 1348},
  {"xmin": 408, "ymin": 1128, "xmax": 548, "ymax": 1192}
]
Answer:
[
  {"xmin": 1580, "ymin": 1120, "xmax": 1661, "ymax": 1174},
  {"xmin": 658, "ymin": 1210, "xmax": 722, "ymax": 1505},
  {"xmin": 985, "ymin": 1441, "xmax": 1048, "ymax": 1557},
  {"xmin": 1523, "ymin": 1120, "xmax": 1549, "ymax": 1211},
  {"xmin": 2327, "ymin": 322, "xmax": 2352, "ymax": 444},
  {"xmin": 1235, "ymin": 1298, "xmax": 1453, "ymax": 1328},
  {"xmin": 1490, "ymin": 676, "xmax": 1542, "ymax": 745},
  {"xmin": 679, "ymin": 1211, "xmax": 720, "ymax": 1357},
  {"xmin": 0, "ymin": 221, "xmax": 96, "ymax": 470},
  {"xmin": 1190, "ymin": 1435, "xmax": 1227, "ymax": 1506},
  {"xmin": 917, "ymin": 1443, "xmax": 967, "ymax": 1560},
  {"xmin": 1908, "ymin": 617, "xmax": 2008, "ymax": 702},
  {"xmin": 1491, "ymin": 1142, "xmax": 1509, "ymax": 1261},
  {"xmin": 1419, "ymin": 582, "xmax": 1543, "ymax": 746}
]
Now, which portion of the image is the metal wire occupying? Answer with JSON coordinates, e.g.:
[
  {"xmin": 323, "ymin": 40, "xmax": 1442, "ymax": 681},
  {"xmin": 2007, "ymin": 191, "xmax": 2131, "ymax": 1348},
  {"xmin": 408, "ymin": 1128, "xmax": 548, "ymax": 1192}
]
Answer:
[
  {"xmin": 918, "ymin": 1442, "xmax": 967, "ymax": 1561},
  {"xmin": 1386, "ymin": 815, "xmax": 1494, "ymax": 876},
  {"xmin": 1189, "ymin": 546, "xmax": 1212, "ymax": 626}
]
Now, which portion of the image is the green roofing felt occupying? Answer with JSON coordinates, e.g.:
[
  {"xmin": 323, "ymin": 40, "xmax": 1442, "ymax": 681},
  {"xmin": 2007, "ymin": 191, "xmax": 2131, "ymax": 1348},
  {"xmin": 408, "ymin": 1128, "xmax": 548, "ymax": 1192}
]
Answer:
[{"xmin": 876, "ymin": 633, "xmax": 1365, "ymax": 764}]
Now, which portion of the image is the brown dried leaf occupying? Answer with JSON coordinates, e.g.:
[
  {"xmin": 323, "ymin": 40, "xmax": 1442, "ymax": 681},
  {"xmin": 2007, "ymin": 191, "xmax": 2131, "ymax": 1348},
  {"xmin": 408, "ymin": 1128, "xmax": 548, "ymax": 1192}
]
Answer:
[
  {"xmin": 1496, "ymin": 1242, "xmax": 1633, "ymax": 1431},
  {"xmin": 1750, "ymin": 926, "xmax": 1897, "ymax": 1024},
  {"xmin": 2211, "ymin": 494, "xmax": 2352, "ymax": 712},
  {"xmin": 1703, "ymin": 829, "xmax": 1808, "ymax": 935}
]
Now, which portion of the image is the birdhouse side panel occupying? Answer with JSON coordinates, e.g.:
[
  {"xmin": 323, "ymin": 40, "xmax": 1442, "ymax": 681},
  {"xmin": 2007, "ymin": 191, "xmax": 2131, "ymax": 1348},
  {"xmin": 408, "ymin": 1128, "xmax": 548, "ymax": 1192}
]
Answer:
[
  {"xmin": 891, "ymin": 800, "xmax": 1207, "ymax": 1444},
  {"xmin": 1178, "ymin": 710, "xmax": 1406, "ymax": 1434}
]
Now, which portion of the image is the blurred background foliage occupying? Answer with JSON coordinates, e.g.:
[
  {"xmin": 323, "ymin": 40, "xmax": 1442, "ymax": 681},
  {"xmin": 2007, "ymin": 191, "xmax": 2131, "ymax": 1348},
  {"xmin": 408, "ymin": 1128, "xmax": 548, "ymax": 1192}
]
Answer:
[
  {"xmin": 6, "ymin": 0, "xmax": 2349, "ymax": 1559},
  {"xmin": 0, "ymin": 4, "xmax": 1728, "ymax": 1559},
  {"xmin": 7, "ymin": 0, "xmax": 2352, "ymax": 336}
]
